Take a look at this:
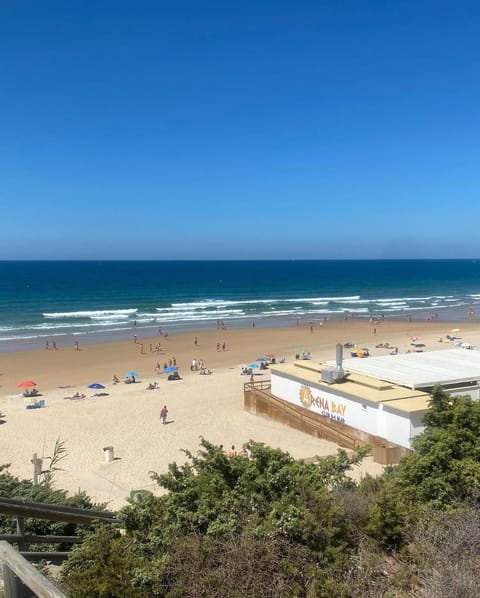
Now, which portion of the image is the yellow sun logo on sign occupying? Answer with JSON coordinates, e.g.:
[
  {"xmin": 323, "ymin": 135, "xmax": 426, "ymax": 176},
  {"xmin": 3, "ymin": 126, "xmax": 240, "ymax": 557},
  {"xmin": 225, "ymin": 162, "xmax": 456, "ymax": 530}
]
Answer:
[{"xmin": 299, "ymin": 385, "xmax": 313, "ymax": 408}]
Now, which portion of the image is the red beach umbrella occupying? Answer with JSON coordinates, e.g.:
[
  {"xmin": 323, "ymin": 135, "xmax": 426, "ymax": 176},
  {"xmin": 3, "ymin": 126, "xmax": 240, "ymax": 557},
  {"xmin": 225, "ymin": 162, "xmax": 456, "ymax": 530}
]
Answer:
[{"xmin": 17, "ymin": 380, "xmax": 37, "ymax": 388}]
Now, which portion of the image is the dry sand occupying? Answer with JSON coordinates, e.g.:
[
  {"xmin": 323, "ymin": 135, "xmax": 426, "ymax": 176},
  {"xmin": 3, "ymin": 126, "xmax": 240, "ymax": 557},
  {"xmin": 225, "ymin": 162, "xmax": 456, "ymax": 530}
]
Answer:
[{"xmin": 2, "ymin": 318, "xmax": 480, "ymax": 509}]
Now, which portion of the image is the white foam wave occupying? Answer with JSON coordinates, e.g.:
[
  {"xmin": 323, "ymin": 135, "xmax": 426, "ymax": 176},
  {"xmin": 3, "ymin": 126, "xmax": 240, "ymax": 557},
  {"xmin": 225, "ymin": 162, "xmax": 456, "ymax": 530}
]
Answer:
[
  {"xmin": 165, "ymin": 296, "xmax": 362, "ymax": 310},
  {"xmin": 43, "ymin": 309, "xmax": 138, "ymax": 319},
  {"xmin": 154, "ymin": 309, "xmax": 245, "ymax": 322},
  {"xmin": 31, "ymin": 321, "xmax": 131, "ymax": 331}
]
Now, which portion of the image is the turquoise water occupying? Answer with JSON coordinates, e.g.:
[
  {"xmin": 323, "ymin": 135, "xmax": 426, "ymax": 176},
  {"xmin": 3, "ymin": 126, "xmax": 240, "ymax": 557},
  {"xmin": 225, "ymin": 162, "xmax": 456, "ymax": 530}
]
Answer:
[{"xmin": 1, "ymin": 260, "xmax": 479, "ymax": 352}]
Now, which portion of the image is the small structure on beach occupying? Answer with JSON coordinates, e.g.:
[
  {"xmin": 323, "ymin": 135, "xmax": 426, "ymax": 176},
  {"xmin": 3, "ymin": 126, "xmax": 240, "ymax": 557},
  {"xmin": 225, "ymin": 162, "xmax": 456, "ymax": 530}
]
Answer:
[{"xmin": 245, "ymin": 347, "xmax": 480, "ymax": 463}]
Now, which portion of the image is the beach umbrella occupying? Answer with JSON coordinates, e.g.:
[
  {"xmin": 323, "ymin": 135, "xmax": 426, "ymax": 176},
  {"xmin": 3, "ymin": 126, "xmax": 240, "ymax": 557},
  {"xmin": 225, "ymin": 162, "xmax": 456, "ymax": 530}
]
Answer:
[
  {"xmin": 256, "ymin": 357, "xmax": 267, "ymax": 362},
  {"xmin": 247, "ymin": 363, "xmax": 259, "ymax": 369},
  {"xmin": 17, "ymin": 380, "xmax": 36, "ymax": 388},
  {"xmin": 163, "ymin": 366, "xmax": 178, "ymax": 373},
  {"xmin": 126, "ymin": 371, "xmax": 138, "ymax": 377},
  {"xmin": 266, "ymin": 353, "xmax": 275, "ymax": 358},
  {"xmin": 88, "ymin": 383, "xmax": 105, "ymax": 390}
]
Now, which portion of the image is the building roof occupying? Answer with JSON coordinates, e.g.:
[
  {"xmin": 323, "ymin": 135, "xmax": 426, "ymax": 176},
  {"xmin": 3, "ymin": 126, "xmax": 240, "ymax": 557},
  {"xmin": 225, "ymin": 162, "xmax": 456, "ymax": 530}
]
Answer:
[
  {"xmin": 338, "ymin": 349, "xmax": 480, "ymax": 390},
  {"xmin": 270, "ymin": 362, "xmax": 430, "ymax": 413}
]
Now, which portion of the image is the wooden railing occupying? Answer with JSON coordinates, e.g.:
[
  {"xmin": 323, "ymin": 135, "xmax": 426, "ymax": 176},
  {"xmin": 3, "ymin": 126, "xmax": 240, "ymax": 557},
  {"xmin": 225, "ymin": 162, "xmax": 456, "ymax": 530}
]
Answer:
[
  {"xmin": 0, "ymin": 497, "xmax": 119, "ymax": 597},
  {"xmin": 243, "ymin": 380, "xmax": 271, "ymax": 392},
  {"xmin": 0, "ymin": 541, "xmax": 66, "ymax": 598}
]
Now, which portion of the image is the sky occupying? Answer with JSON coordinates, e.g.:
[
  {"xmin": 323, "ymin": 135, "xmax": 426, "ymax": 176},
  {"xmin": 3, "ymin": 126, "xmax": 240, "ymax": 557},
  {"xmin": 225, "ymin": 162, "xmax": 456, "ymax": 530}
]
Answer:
[{"xmin": 1, "ymin": 0, "xmax": 479, "ymax": 259}]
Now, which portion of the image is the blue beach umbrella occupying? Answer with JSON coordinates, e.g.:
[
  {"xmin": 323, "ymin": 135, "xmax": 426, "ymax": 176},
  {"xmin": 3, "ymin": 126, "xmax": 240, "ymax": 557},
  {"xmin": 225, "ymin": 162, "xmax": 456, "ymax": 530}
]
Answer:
[
  {"xmin": 163, "ymin": 366, "xmax": 178, "ymax": 373},
  {"xmin": 126, "ymin": 371, "xmax": 138, "ymax": 377},
  {"xmin": 247, "ymin": 363, "xmax": 259, "ymax": 369},
  {"xmin": 88, "ymin": 383, "xmax": 105, "ymax": 390},
  {"xmin": 256, "ymin": 357, "xmax": 267, "ymax": 362}
]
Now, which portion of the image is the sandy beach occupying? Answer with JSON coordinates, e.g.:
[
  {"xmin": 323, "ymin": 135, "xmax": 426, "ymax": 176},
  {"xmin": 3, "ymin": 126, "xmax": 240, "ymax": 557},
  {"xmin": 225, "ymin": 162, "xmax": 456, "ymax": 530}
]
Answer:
[{"xmin": 2, "ymin": 317, "xmax": 480, "ymax": 509}]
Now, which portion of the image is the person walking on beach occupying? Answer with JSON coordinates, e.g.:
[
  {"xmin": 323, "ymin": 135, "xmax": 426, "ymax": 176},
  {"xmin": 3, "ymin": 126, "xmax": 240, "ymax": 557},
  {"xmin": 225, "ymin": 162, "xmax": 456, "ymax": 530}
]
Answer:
[
  {"xmin": 160, "ymin": 405, "xmax": 168, "ymax": 425},
  {"xmin": 194, "ymin": 336, "xmax": 198, "ymax": 346}
]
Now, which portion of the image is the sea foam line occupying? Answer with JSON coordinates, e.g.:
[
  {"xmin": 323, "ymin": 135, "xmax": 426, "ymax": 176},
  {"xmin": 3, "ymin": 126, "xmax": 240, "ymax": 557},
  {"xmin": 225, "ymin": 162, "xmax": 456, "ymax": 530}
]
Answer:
[{"xmin": 43, "ymin": 308, "xmax": 138, "ymax": 318}]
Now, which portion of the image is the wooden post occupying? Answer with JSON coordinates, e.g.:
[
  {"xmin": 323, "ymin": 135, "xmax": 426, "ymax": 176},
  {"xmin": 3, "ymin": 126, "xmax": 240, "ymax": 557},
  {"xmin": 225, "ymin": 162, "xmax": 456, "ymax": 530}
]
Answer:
[
  {"xmin": 16, "ymin": 517, "xmax": 26, "ymax": 552},
  {"xmin": 31, "ymin": 454, "xmax": 43, "ymax": 485}
]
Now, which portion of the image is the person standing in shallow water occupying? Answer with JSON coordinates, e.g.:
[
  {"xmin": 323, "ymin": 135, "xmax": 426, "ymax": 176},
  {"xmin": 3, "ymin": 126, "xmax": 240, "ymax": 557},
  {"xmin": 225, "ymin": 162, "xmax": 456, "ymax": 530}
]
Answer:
[{"xmin": 160, "ymin": 405, "xmax": 168, "ymax": 425}]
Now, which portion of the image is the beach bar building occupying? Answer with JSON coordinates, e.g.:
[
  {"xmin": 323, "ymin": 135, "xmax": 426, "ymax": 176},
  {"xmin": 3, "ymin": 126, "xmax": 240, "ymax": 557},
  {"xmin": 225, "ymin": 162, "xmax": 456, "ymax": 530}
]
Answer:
[{"xmin": 245, "ymin": 348, "xmax": 480, "ymax": 463}]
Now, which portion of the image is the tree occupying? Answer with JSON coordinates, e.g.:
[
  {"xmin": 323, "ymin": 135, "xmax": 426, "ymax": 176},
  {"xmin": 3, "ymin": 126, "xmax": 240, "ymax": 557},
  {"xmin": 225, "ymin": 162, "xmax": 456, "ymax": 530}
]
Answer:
[
  {"xmin": 61, "ymin": 439, "xmax": 370, "ymax": 597},
  {"xmin": 395, "ymin": 389, "xmax": 480, "ymax": 508}
]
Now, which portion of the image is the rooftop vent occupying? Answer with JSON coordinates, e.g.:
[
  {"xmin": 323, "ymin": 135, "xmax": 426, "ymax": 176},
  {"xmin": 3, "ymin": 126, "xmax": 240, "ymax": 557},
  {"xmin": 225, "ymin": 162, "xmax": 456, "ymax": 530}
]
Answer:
[
  {"xmin": 321, "ymin": 368, "xmax": 337, "ymax": 384},
  {"xmin": 320, "ymin": 344, "xmax": 345, "ymax": 384}
]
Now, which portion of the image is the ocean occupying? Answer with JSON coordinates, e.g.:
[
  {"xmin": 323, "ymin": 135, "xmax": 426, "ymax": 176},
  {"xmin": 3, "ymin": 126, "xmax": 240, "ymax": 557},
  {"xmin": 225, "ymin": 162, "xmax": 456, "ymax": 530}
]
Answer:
[{"xmin": 1, "ymin": 260, "xmax": 479, "ymax": 353}]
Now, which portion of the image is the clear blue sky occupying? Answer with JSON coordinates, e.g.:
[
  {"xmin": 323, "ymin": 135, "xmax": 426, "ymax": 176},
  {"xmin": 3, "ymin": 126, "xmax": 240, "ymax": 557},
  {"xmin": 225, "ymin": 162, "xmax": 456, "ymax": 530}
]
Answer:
[{"xmin": 1, "ymin": 1, "xmax": 479, "ymax": 259}]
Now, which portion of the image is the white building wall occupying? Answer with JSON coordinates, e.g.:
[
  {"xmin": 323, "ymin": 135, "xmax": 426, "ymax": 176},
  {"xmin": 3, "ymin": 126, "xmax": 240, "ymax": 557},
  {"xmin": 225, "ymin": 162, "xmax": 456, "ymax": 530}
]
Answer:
[
  {"xmin": 271, "ymin": 373, "xmax": 414, "ymax": 449},
  {"xmin": 410, "ymin": 411, "xmax": 426, "ymax": 443},
  {"xmin": 382, "ymin": 408, "xmax": 415, "ymax": 448}
]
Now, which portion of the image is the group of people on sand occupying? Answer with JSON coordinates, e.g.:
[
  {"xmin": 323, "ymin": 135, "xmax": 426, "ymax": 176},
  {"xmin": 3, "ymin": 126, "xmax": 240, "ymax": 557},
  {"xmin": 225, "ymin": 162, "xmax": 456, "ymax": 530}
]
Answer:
[
  {"xmin": 191, "ymin": 358, "xmax": 211, "ymax": 374},
  {"xmin": 139, "ymin": 342, "xmax": 163, "ymax": 354}
]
